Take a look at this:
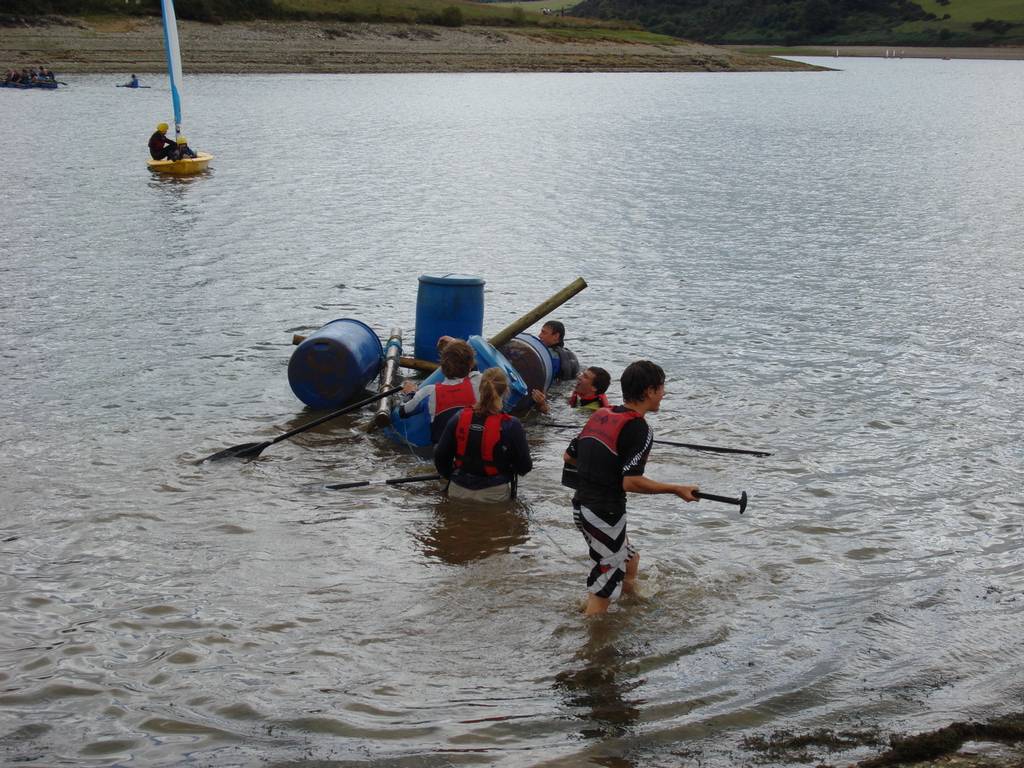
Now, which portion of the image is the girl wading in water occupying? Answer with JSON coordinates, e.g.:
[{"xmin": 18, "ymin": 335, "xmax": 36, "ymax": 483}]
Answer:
[{"xmin": 434, "ymin": 368, "xmax": 533, "ymax": 504}]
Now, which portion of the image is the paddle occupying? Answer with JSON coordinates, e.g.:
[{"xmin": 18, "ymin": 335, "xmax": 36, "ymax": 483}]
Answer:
[
  {"xmin": 324, "ymin": 473, "xmax": 441, "ymax": 490},
  {"xmin": 117, "ymin": 84, "xmax": 151, "ymax": 88},
  {"xmin": 198, "ymin": 385, "xmax": 404, "ymax": 463},
  {"xmin": 540, "ymin": 422, "xmax": 771, "ymax": 457},
  {"xmin": 694, "ymin": 489, "xmax": 748, "ymax": 514}
]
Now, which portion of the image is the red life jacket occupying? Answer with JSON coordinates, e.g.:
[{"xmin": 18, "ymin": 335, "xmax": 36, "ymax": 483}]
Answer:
[
  {"xmin": 579, "ymin": 406, "xmax": 643, "ymax": 455},
  {"xmin": 433, "ymin": 377, "xmax": 476, "ymax": 418},
  {"xmin": 454, "ymin": 409, "xmax": 511, "ymax": 477}
]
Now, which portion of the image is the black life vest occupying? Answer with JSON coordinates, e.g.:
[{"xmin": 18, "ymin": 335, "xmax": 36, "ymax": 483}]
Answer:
[{"xmin": 454, "ymin": 409, "xmax": 511, "ymax": 477}]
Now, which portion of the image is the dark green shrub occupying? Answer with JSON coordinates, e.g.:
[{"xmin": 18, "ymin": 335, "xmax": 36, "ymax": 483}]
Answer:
[{"xmin": 438, "ymin": 5, "xmax": 463, "ymax": 26}]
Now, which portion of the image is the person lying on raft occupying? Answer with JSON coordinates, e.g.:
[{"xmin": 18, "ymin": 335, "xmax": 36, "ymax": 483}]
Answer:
[
  {"xmin": 434, "ymin": 368, "xmax": 533, "ymax": 504},
  {"xmin": 531, "ymin": 366, "xmax": 611, "ymax": 415},
  {"xmin": 399, "ymin": 337, "xmax": 480, "ymax": 445}
]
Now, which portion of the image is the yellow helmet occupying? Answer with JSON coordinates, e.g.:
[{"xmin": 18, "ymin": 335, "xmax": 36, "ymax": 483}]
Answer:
[
  {"xmin": 176, "ymin": 136, "xmax": 187, "ymax": 144},
  {"xmin": 157, "ymin": 122, "xmax": 169, "ymax": 132}
]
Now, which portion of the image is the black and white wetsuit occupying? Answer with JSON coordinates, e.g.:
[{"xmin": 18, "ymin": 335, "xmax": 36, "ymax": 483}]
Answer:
[{"xmin": 565, "ymin": 406, "xmax": 652, "ymax": 601}]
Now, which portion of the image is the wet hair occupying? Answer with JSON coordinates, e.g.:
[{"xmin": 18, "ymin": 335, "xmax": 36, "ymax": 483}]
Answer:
[
  {"xmin": 588, "ymin": 366, "xmax": 611, "ymax": 395},
  {"xmin": 542, "ymin": 321, "xmax": 565, "ymax": 344},
  {"xmin": 620, "ymin": 360, "xmax": 665, "ymax": 403},
  {"xmin": 474, "ymin": 368, "xmax": 508, "ymax": 416},
  {"xmin": 439, "ymin": 339, "xmax": 475, "ymax": 379}
]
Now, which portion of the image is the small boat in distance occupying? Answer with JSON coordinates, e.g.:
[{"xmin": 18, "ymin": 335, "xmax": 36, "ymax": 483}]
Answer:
[
  {"xmin": 147, "ymin": 0, "xmax": 212, "ymax": 176},
  {"xmin": 2, "ymin": 80, "xmax": 60, "ymax": 90}
]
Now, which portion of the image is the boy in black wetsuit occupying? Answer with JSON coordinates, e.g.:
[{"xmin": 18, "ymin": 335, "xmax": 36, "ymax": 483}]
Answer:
[
  {"xmin": 537, "ymin": 320, "xmax": 580, "ymax": 382},
  {"xmin": 563, "ymin": 360, "xmax": 699, "ymax": 615}
]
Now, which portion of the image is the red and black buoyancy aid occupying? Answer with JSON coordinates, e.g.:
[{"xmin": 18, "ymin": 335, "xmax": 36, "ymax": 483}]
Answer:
[
  {"xmin": 578, "ymin": 406, "xmax": 643, "ymax": 455},
  {"xmin": 433, "ymin": 377, "xmax": 476, "ymax": 419},
  {"xmin": 454, "ymin": 409, "xmax": 511, "ymax": 477}
]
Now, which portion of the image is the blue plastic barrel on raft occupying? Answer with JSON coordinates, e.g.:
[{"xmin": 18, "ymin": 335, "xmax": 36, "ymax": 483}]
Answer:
[
  {"xmin": 385, "ymin": 335, "xmax": 529, "ymax": 450},
  {"xmin": 288, "ymin": 318, "xmax": 383, "ymax": 410},
  {"xmin": 414, "ymin": 274, "xmax": 485, "ymax": 363},
  {"xmin": 499, "ymin": 333, "xmax": 554, "ymax": 410}
]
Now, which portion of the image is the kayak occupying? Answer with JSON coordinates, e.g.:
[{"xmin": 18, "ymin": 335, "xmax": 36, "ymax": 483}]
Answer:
[{"xmin": 146, "ymin": 152, "xmax": 214, "ymax": 175}]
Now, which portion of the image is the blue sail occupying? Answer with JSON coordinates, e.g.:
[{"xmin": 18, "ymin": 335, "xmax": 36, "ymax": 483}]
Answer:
[{"xmin": 160, "ymin": 0, "xmax": 184, "ymax": 136}]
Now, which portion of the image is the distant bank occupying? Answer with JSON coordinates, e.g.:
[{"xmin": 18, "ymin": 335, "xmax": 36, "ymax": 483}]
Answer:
[
  {"xmin": 727, "ymin": 43, "xmax": 1024, "ymax": 60},
  {"xmin": 0, "ymin": 16, "xmax": 826, "ymax": 74}
]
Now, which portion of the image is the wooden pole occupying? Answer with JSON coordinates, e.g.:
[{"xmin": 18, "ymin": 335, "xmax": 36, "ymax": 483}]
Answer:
[
  {"xmin": 487, "ymin": 276, "xmax": 587, "ymax": 349},
  {"xmin": 398, "ymin": 356, "xmax": 440, "ymax": 372}
]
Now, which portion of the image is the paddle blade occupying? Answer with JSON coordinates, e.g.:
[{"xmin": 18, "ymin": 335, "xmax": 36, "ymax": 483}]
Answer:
[
  {"xmin": 739, "ymin": 491, "xmax": 748, "ymax": 515},
  {"xmin": 197, "ymin": 441, "xmax": 270, "ymax": 464}
]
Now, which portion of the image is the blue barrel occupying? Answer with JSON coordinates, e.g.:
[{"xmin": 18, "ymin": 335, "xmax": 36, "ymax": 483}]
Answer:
[
  {"xmin": 414, "ymin": 274, "xmax": 485, "ymax": 362},
  {"xmin": 288, "ymin": 319, "xmax": 383, "ymax": 410},
  {"xmin": 499, "ymin": 333, "xmax": 554, "ymax": 407}
]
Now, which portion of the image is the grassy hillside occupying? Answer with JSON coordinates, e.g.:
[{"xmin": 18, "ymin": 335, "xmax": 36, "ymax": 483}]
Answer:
[
  {"xmin": 3, "ymin": 0, "xmax": 624, "ymax": 30},
  {"xmin": 891, "ymin": 0, "xmax": 1024, "ymax": 44},
  {"xmin": 916, "ymin": 0, "xmax": 1024, "ymax": 22},
  {"xmin": 8, "ymin": 0, "xmax": 1023, "ymax": 45},
  {"xmin": 567, "ymin": 0, "xmax": 1024, "ymax": 45}
]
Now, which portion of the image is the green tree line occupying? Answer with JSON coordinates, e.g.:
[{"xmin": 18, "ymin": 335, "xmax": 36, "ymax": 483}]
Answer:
[{"xmin": 567, "ymin": 0, "xmax": 1024, "ymax": 45}]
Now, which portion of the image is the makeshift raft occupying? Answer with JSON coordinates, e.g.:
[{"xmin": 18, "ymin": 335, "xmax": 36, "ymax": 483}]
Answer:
[{"xmin": 287, "ymin": 275, "xmax": 587, "ymax": 451}]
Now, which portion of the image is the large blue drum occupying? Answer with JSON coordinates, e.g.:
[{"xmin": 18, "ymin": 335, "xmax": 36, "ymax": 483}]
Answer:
[
  {"xmin": 414, "ymin": 274, "xmax": 485, "ymax": 363},
  {"xmin": 288, "ymin": 318, "xmax": 383, "ymax": 410},
  {"xmin": 499, "ymin": 332, "xmax": 554, "ymax": 415}
]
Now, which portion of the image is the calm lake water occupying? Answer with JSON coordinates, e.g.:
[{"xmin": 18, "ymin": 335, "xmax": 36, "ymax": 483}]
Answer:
[{"xmin": 2, "ymin": 57, "xmax": 1023, "ymax": 767}]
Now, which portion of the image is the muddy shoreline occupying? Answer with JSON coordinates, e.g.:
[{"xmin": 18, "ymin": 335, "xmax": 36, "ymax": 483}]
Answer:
[
  {"xmin": 3, "ymin": 17, "xmax": 1021, "ymax": 76},
  {"xmin": 0, "ymin": 16, "xmax": 823, "ymax": 74}
]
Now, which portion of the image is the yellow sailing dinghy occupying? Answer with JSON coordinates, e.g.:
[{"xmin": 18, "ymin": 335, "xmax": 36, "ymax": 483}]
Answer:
[{"xmin": 147, "ymin": 0, "xmax": 212, "ymax": 175}]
